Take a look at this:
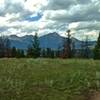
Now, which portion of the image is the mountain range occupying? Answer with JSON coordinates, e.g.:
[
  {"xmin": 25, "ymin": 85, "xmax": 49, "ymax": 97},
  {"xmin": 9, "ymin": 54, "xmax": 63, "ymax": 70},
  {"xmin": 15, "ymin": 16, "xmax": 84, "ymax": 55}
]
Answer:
[{"xmin": 8, "ymin": 32, "xmax": 96, "ymax": 50}]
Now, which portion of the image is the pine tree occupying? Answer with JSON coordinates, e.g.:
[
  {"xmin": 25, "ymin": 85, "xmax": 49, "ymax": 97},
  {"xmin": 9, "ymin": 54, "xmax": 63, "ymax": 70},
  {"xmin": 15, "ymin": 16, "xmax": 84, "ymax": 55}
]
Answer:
[
  {"xmin": 0, "ymin": 36, "xmax": 11, "ymax": 57},
  {"xmin": 32, "ymin": 33, "xmax": 41, "ymax": 58},
  {"xmin": 72, "ymin": 41, "xmax": 76, "ymax": 57},
  {"xmin": 0, "ymin": 36, "xmax": 5, "ymax": 57},
  {"xmin": 27, "ymin": 46, "xmax": 33, "ymax": 58},
  {"xmin": 80, "ymin": 40, "xmax": 84, "ymax": 58},
  {"xmin": 84, "ymin": 36, "xmax": 90, "ymax": 58},
  {"xmin": 67, "ymin": 30, "xmax": 72, "ymax": 58},
  {"xmin": 41, "ymin": 49, "xmax": 46, "ymax": 58},
  {"xmin": 51, "ymin": 50, "xmax": 55, "ymax": 58},
  {"xmin": 63, "ymin": 30, "xmax": 72, "ymax": 58},
  {"xmin": 20, "ymin": 50, "xmax": 25, "ymax": 58},
  {"xmin": 94, "ymin": 32, "xmax": 100, "ymax": 59},
  {"xmin": 5, "ymin": 38, "xmax": 11, "ymax": 57},
  {"xmin": 16, "ymin": 49, "xmax": 20, "ymax": 58},
  {"xmin": 15, "ymin": 49, "xmax": 25, "ymax": 58},
  {"xmin": 11, "ymin": 47, "xmax": 17, "ymax": 57}
]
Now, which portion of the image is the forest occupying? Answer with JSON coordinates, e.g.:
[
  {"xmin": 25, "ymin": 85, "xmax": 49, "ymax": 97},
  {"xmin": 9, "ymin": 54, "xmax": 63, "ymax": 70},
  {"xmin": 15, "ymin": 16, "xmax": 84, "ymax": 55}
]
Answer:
[{"xmin": 0, "ymin": 30, "xmax": 100, "ymax": 59}]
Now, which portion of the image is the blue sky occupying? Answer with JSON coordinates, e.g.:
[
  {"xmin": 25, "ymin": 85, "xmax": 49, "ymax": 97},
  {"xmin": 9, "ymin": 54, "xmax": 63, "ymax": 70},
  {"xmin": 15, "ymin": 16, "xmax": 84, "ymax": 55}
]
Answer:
[
  {"xmin": 0, "ymin": 0, "xmax": 100, "ymax": 40},
  {"xmin": 24, "ymin": 12, "xmax": 42, "ymax": 22}
]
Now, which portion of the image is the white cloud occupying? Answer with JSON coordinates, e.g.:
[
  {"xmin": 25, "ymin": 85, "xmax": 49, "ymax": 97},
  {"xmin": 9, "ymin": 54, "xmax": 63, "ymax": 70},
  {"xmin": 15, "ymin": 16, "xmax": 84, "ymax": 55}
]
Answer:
[
  {"xmin": 0, "ymin": 0, "xmax": 100, "ymax": 40},
  {"xmin": 68, "ymin": 22, "xmax": 80, "ymax": 29},
  {"xmin": 0, "ymin": 0, "xmax": 5, "ymax": 8},
  {"xmin": 24, "ymin": 0, "xmax": 48, "ymax": 12}
]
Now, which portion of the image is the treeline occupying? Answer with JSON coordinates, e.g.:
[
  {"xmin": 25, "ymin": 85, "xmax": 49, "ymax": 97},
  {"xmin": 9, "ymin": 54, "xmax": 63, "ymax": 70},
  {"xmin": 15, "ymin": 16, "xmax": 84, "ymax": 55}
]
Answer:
[
  {"xmin": 0, "ymin": 31, "xmax": 100, "ymax": 59},
  {"xmin": 0, "ymin": 36, "xmax": 25, "ymax": 58}
]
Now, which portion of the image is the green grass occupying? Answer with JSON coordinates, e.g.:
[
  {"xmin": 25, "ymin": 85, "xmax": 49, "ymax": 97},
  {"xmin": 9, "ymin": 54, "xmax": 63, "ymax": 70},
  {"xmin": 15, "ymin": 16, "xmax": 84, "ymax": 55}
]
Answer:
[{"xmin": 0, "ymin": 58, "xmax": 100, "ymax": 100}]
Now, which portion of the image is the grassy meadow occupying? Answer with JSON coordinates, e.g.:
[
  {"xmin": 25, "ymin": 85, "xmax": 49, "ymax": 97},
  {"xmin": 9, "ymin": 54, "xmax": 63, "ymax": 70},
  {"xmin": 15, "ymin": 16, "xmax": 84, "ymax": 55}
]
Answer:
[{"xmin": 0, "ymin": 58, "xmax": 100, "ymax": 100}]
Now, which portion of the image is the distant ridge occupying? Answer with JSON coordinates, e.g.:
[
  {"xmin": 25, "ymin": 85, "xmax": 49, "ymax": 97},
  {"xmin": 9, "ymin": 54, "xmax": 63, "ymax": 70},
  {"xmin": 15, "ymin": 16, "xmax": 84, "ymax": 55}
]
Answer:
[{"xmin": 8, "ymin": 32, "xmax": 96, "ymax": 50}]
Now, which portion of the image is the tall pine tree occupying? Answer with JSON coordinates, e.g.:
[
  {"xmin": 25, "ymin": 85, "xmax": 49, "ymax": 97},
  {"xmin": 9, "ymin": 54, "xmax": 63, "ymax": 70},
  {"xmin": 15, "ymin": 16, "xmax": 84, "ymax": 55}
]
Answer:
[
  {"xmin": 63, "ymin": 30, "xmax": 72, "ymax": 58},
  {"xmin": 32, "ymin": 33, "xmax": 40, "ymax": 58},
  {"xmin": 94, "ymin": 32, "xmax": 100, "ymax": 59},
  {"xmin": 11, "ymin": 46, "xmax": 17, "ymax": 57},
  {"xmin": 84, "ymin": 36, "xmax": 90, "ymax": 58},
  {"xmin": 27, "ymin": 46, "xmax": 33, "ymax": 58}
]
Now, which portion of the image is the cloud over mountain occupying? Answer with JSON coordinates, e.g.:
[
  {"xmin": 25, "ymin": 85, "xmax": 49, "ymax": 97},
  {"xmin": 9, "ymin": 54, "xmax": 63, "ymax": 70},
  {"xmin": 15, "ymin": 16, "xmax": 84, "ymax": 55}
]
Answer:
[{"xmin": 0, "ymin": 0, "xmax": 100, "ymax": 40}]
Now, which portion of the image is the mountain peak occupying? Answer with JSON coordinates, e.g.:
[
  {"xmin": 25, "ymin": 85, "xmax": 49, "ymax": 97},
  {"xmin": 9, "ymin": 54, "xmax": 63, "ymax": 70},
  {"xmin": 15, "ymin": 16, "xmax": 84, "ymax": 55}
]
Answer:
[
  {"xmin": 9, "ymin": 35, "xmax": 19, "ymax": 38},
  {"xmin": 7, "ymin": 32, "xmax": 96, "ymax": 50}
]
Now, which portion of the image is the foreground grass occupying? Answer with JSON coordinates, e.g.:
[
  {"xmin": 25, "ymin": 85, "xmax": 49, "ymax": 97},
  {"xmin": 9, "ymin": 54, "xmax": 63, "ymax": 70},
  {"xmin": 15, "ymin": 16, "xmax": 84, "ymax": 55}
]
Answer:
[{"xmin": 0, "ymin": 58, "xmax": 100, "ymax": 100}]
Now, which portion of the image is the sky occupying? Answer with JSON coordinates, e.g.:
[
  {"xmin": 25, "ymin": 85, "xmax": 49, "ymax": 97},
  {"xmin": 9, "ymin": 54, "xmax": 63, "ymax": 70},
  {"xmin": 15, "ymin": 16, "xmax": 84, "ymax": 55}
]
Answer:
[{"xmin": 0, "ymin": 0, "xmax": 100, "ymax": 40}]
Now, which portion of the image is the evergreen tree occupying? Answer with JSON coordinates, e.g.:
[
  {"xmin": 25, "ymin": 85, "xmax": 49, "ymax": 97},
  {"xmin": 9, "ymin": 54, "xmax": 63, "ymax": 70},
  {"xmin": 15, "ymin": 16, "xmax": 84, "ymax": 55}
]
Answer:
[
  {"xmin": 5, "ymin": 38, "xmax": 11, "ymax": 57},
  {"xmin": 94, "ymin": 32, "xmax": 100, "ymax": 59},
  {"xmin": 16, "ymin": 49, "xmax": 20, "ymax": 58},
  {"xmin": 51, "ymin": 50, "xmax": 55, "ymax": 58},
  {"xmin": 84, "ymin": 36, "xmax": 90, "ymax": 58},
  {"xmin": 20, "ymin": 50, "xmax": 25, "ymax": 57},
  {"xmin": 72, "ymin": 41, "xmax": 76, "ymax": 57},
  {"xmin": 32, "ymin": 33, "xmax": 41, "ymax": 58},
  {"xmin": 46, "ymin": 48, "xmax": 52, "ymax": 58},
  {"xmin": 41, "ymin": 49, "xmax": 46, "ymax": 58},
  {"xmin": 16, "ymin": 49, "xmax": 25, "ymax": 58},
  {"xmin": 67, "ymin": 30, "xmax": 72, "ymax": 58},
  {"xmin": 11, "ymin": 47, "xmax": 17, "ymax": 57},
  {"xmin": 0, "ymin": 36, "xmax": 11, "ymax": 57},
  {"xmin": 56, "ymin": 47, "xmax": 60, "ymax": 58},
  {"xmin": 80, "ymin": 40, "xmax": 84, "ymax": 58},
  {"xmin": 27, "ymin": 46, "xmax": 33, "ymax": 58},
  {"xmin": 63, "ymin": 30, "xmax": 72, "ymax": 58},
  {"xmin": 0, "ymin": 36, "xmax": 5, "ymax": 57}
]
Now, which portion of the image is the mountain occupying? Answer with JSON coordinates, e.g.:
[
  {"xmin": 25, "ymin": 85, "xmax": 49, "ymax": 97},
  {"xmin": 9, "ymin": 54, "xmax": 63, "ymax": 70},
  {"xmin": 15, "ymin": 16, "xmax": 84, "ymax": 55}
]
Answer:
[
  {"xmin": 8, "ymin": 33, "xmax": 96, "ymax": 50},
  {"xmin": 9, "ymin": 35, "xmax": 33, "ymax": 50},
  {"xmin": 39, "ymin": 32, "xmax": 64, "ymax": 49}
]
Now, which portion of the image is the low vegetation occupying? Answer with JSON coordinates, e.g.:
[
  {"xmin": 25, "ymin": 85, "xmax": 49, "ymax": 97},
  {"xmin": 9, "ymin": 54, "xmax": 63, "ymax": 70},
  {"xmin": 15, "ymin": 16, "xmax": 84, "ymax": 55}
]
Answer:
[{"xmin": 0, "ymin": 58, "xmax": 100, "ymax": 100}]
